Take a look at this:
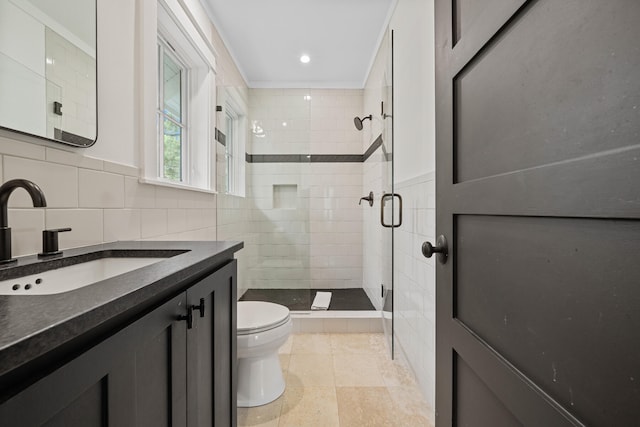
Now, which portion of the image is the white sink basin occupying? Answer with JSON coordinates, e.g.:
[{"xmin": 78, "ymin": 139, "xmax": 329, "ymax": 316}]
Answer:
[{"xmin": 0, "ymin": 257, "xmax": 164, "ymax": 295}]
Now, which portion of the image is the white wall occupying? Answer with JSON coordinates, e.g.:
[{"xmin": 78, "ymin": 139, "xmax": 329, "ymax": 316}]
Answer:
[
  {"xmin": 83, "ymin": 0, "xmax": 137, "ymax": 165},
  {"xmin": 389, "ymin": 0, "xmax": 436, "ymax": 182}
]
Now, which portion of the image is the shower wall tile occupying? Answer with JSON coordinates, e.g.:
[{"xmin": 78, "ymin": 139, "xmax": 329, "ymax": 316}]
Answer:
[{"xmin": 246, "ymin": 88, "xmax": 364, "ymax": 292}]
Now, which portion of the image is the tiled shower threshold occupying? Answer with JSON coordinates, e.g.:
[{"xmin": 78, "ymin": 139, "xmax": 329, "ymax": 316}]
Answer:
[
  {"xmin": 239, "ymin": 288, "xmax": 382, "ymax": 333},
  {"xmin": 290, "ymin": 310, "xmax": 383, "ymax": 333},
  {"xmin": 240, "ymin": 288, "xmax": 376, "ymax": 310}
]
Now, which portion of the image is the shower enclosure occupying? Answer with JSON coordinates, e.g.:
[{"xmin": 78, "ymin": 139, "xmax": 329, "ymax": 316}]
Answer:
[
  {"xmin": 239, "ymin": 88, "xmax": 374, "ymax": 312},
  {"xmin": 235, "ymin": 31, "xmax": 397, "ymax": 349}
]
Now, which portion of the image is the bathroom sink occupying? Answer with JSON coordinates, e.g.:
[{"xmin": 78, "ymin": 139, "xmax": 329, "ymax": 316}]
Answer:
[{"xmin": 0, "ymin": 249, "xmax": 188, "ymax": 295}]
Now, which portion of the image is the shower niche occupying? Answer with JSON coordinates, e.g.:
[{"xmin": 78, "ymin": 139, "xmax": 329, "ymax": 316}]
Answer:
[{"xmin": 273, "ymin": 184, "xmax": 297, "ymax": 209}]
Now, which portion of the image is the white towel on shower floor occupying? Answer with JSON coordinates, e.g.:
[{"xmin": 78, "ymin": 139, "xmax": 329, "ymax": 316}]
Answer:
[{"xmin": 311, "ymin": 291, "xmax": 332, "ymax": 310}]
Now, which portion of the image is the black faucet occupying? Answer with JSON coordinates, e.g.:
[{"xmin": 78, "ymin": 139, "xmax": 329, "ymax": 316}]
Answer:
[{"xmin": 0, "ymin": 179, "xmax": 47, "ymax": 264}]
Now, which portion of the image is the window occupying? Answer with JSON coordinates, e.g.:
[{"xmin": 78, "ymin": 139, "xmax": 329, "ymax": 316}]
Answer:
[
  {"xmin": 157, "ymin": 39, "xmax": 186, "ymax": 182},
  {"xmin": 139, "ymin": 0, "xmax": 217, "ymax": 193},
  {"xmin": 225, "ymin": 108, "xmax": 236, "ymax": 193},
  {"xmin": 219, "ymin": 87, "xmax": 246, "ymax": 197}
]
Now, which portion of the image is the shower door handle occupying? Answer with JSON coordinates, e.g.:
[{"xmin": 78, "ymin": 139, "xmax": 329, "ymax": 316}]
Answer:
[{"xmin": 381, "ymin": 193, "xmax": 402, "ymax": 228}]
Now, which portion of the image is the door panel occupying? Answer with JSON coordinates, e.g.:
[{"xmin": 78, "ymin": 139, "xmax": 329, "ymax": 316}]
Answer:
[
  {"xmin": 135, "ymin": 329, "xmax": 173, "ymax": 427},
  {"xmin": 435, "ymin": 0, "xmax": 640, "ymax": 426},
  {"xmin": 455, "ymin": 215, "xmax": 640, "ymax": 424},
  {"xmin": 454, "ymin": 354, "xmax": 521, "ymax": 427},
  {"xmin": 454, "ymin": 0, "xmax": 640, "ymax": 183},
  {"xmin": 452, "ymin": 0, "xmax": 521, "ymax": 47},
  {"xmin": 43, "ymin": 379, "xmax": 107, "ymax": 427},
  {"xmin": 186, "ymin": 260, "xmax": 237, "ymax": 427}
]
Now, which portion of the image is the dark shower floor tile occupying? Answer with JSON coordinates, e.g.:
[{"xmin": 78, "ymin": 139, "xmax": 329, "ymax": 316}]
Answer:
[{"xmin": 239, "ymin": 288, "xmax": 376, "ymax": 311}]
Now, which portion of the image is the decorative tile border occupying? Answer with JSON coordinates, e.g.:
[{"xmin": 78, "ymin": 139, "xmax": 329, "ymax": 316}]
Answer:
[{"xmin": 245, "ymin": 134, "xmax": 384, "ymax": 164}]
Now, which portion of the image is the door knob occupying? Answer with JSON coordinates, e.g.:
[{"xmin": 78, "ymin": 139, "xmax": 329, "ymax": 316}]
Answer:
[{"xmin": 422, "ymin": 235, "xmax": 448, "ymax": 264}]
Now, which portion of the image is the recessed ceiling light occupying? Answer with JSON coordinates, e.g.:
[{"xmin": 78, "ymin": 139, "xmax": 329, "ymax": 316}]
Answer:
[
  {"xmin": 300, "ymin": 54, "xmax": 310, "ymax": 64},
  {"xmin": 282, "ymin": 122, "xmax": 288, "ymax": 127},
  {"xmin": 303, "ymin": 95, "xmax": 312, "ymax": 101}
]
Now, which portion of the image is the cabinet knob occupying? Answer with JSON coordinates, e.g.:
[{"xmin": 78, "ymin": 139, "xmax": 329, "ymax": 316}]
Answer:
[
  {"xmin": 178, "ymin": 307, "xmax": 194, "ymax": 329},
  {"xmin": 192, "ymin": 298, "xmax": 205, "ymax": 317}
]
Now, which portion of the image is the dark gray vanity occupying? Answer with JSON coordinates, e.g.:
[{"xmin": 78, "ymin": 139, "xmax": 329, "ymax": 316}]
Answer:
[{"xmin": 0, "ymin": 240, "xmax": 242, "ymax": 426}]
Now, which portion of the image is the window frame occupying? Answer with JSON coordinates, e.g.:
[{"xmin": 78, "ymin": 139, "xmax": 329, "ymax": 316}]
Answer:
[
  {"xmin": 224, "ymin": 106, "xmax": 237, "ymax": 194},
  {"xmin": 220, "ymin": 86, "xmax": 247, "ymax": 197},
  {"xmin": 138, "ymin": 0, "xmax": 217, "ymax": 194},
  {"xmin": 157, "ymin": 37, "xmax": 188, "ymax": 183}
]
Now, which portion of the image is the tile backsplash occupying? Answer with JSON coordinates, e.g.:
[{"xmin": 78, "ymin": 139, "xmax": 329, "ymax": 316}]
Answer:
[{"xmin": 1, "ymin": 136, "xmax": 217, "ymax": 258}]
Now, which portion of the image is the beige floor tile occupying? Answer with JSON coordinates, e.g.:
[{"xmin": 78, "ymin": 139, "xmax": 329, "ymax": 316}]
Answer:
[
  {"xmin": 333, "ymin": 354, "xmax": 385, "ymax": 387},
  {"xmin": 237, "ymin": 395, "xmax": 283, "ymax": 427},
  {"xmin": 388, "ymin": 386, "xmax": 434, "ymax": 427},
  {"xmin": 336, "ymin": 387, "xmax": 396, "ymax": 426},
  {"xmin": 291, "ymin": 333, "xmax": 332, "ymax": 354},
  {"xmin": 330, "ymin": 333, "xmax": 386, "ymax": 354},
  {"xmin": 278, "ymin": 335, "xmax": 293, "ymax": 354},
  {"xmin": 238, "ymin": 333, "xmax": 434, "ymax": 426},
  {"xmin": 288, "ymin": 354, "xmax": 335, "ymax": 387},
  {"xmin": 278, "ymin": 387, "xmax": 340, "ymax": 427},
  {"xmin": 280, "ymin": 354, "xmax": 291, "ymax": 377},
  {"xmin": 378, "ymin": 356, "xmax": 418, "ymax": 387}
]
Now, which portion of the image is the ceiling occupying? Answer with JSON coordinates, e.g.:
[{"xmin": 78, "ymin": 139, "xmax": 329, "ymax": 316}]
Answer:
[{"xmin": 201, "ymin": 0, "xmax": 396, "ymax": 88}]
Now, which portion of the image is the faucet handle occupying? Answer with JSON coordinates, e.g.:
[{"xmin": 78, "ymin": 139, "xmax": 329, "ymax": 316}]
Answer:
[{"xmin": 38, "ymin": 228, "xmax": 72, "ymax": 258}]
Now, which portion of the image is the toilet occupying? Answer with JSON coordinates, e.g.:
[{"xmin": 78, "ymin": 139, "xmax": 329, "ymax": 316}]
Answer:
[{"xmin": 237, "ymin": 301, "xmax": 292, "ymax": 407}]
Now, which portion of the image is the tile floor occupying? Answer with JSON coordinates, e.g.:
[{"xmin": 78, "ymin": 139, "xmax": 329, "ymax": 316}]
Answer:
[{"xmin": 237, "ymin": 333, "xmax": 434, "ymax": 427}]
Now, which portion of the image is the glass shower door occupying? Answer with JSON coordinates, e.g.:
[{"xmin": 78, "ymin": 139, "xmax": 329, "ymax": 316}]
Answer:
[{"xmin": 381, "ymin": 30, "xmax": 396, "ymax": 357}]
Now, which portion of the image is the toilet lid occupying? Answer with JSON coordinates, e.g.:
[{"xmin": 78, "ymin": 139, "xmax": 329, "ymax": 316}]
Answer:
[{"xmin": 237, "ymin": 301, "xmax": 290, "ymax": 334}]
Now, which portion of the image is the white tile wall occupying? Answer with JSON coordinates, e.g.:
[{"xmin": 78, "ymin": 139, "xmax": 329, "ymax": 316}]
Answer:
[
  {"xmin": 393, "ymin": 173, "xmax": 436, "ymax": 410},
  {"xmin": 103, "ymin": 209, "xmax": 141, "ymax": 241},
  {"xmin": 79, "ymin": 169, "xmax": 124, "ymax": 208},
  {"xmin": 245, "ymin": 89, "xmax": 364, "ymax": 294},
  {"xmin": 1, "ymin": 141, "xmax": 218, "ymax": 258},
  {"xmin": 46, "ymin": 209, "xmax": 103, "ymax": 249},
  {"xmin": 4, "ymin": 156, "xmax": 78, "ymax": 208},
  {"xmin": 10, "ymin": 209, "xmax": 45, "ymax": 257}
]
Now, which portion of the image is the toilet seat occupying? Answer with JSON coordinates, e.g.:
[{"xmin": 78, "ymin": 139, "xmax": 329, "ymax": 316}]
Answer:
[{"xmin": 237, "ymin": 301, "xmax": 290, "ymax": 335}]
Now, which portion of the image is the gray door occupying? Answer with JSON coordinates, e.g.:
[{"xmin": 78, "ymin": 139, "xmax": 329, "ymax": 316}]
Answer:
[{"xmin": 431, "ymin": 0, "xmax": 640, "ymax": 425}]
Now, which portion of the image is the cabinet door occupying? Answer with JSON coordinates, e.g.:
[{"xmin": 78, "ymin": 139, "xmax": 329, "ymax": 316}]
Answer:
[
  {"xmin": 0, "ymin": 294, "xmax": 189, "ymax": 427},
  {"xmin": 186, "ymin": 260, "xmax": 237, "ymax": 427}
]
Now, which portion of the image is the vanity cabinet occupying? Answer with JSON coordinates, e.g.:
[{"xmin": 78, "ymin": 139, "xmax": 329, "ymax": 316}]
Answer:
[{"xmin": 0, "ymin": 260, "xmax": 237, "ymax": 427}]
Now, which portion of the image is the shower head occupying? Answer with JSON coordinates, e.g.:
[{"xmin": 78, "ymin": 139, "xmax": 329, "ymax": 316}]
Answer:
[{"xmin": 353, "ymin": 115, "xmax": 372, "ymax": 131}]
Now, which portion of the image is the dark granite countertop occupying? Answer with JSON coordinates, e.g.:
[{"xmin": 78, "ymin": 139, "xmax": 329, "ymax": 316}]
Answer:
[{"xmin": 0, "ymin": 240, "xmax": 243, "ymax": 394}]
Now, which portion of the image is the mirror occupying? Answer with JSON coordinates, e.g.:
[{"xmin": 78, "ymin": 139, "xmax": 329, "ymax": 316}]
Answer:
[{"xmin": 0, "ymin": 0, "xmax": 96, "ymax": 147}]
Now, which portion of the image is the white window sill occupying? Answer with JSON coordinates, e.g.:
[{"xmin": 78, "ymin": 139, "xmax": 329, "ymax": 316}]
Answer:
[
  {"xmin": 222, "ymin": 192, "xmax": 246, "ymax": 199},
  {"xmin": 139, "ymin": 177, "xmax": 218, "ymax": 194}
]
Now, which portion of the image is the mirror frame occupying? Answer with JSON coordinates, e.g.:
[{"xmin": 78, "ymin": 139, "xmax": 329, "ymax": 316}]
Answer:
[{"xmin": 0, "ymin": 1, "xmax": 98, "ymax": 148}]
